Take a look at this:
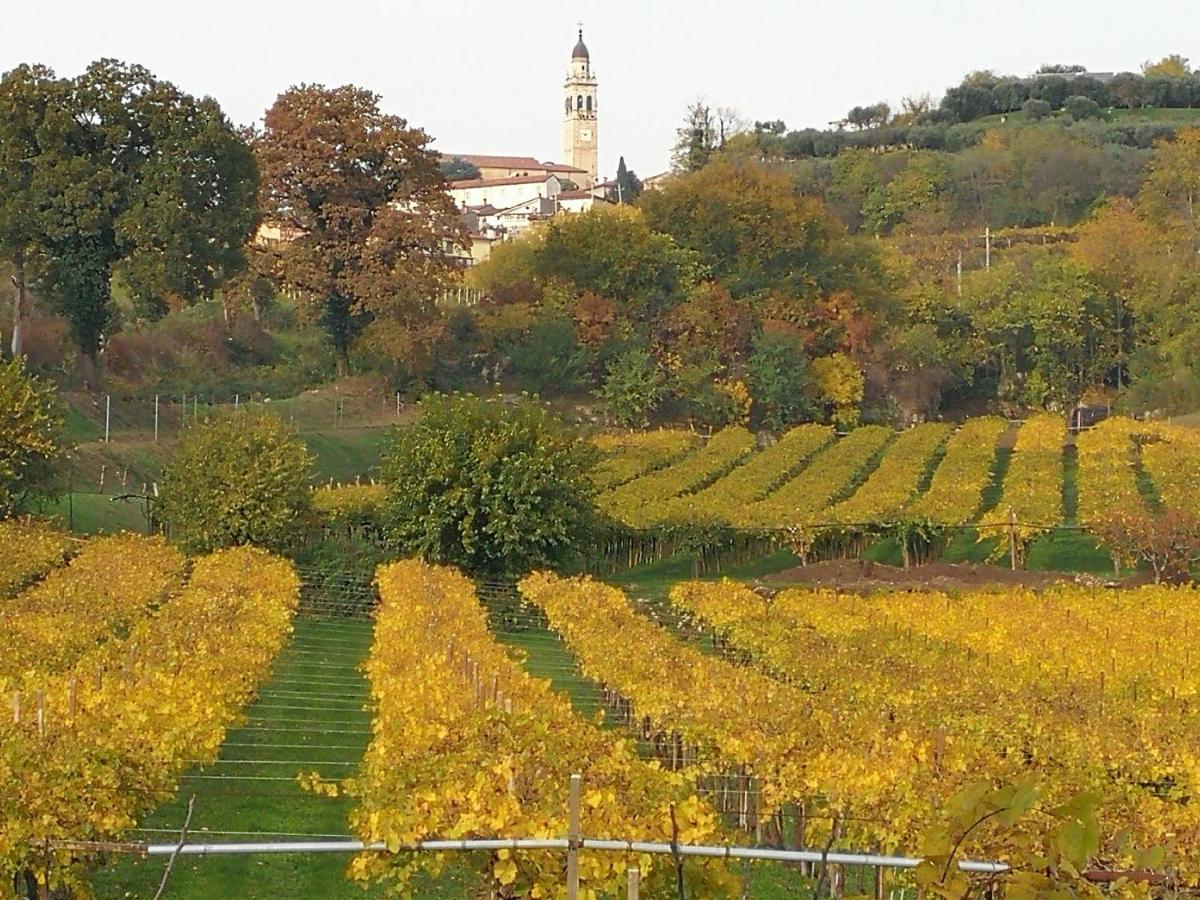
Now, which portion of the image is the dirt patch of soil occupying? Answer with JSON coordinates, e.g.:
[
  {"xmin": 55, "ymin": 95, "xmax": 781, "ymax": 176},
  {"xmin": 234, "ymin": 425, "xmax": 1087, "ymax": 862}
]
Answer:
[{"xmin": 759, "ymin": 558, "xmax": 1120, "ymax": 593}]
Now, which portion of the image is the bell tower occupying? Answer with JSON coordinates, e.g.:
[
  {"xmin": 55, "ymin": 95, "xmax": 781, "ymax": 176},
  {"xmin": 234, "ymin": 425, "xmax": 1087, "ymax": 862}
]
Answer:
[{"xmin": 562, "ymin": 26, "xmax": 598, "ymax": 186}]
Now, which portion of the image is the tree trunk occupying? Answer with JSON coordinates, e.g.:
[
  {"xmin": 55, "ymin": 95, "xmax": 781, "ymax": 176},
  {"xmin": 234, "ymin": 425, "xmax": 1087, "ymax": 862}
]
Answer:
[
  {"xmin": 78, "ymin": 351, "xmax": 100, "ymax": 392},
  {"xmin": 11, "ymin": 251, "xmax": 29, "ymax": 357}
]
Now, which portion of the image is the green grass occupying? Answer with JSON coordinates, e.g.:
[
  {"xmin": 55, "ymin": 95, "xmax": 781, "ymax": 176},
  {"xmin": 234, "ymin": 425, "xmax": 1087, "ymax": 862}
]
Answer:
[
  {"xmin": 39, "ymin": 492, "xmax": 153, "ymax": 534},
  {"xmin": 305, "ymin": 428, "xmax": 389, "ymax": 483},
  {"xmin": 92, "ymin": 617, "xmax": 391, "ymax": 899},
  {"xmin": 608, "ymin": 548, "xmax": 801, "ymax": 604}
]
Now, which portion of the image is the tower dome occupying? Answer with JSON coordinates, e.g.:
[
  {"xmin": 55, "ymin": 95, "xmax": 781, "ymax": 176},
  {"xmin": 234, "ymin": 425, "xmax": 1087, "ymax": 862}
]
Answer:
[{"xmin": 571, "ymin": 28, "xmax": 589, "ymax": 60}]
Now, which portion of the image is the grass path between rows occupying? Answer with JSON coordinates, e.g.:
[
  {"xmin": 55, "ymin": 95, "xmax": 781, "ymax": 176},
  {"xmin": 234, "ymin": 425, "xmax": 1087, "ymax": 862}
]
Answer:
[{"xmin": 93, "ymin": 616, "xmax": 386, "ymax": 899}]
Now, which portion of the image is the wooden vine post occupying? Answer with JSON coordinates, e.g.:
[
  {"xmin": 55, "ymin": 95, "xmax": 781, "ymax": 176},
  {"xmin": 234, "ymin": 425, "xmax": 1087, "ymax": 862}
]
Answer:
[
  {"xmin": 566, "ymin": 773, "xmax": 581, "ymax": 900},
  {"xmin": 1007, "ymin": 506, "xmax": 1018, "ymax": 571}
]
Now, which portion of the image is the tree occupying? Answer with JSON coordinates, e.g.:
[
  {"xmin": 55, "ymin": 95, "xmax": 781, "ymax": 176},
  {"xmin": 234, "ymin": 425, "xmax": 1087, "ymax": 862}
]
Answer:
[
  {"xmin": 1064, "ymin": 95, "xmax": 1102, "ymax": 121},
  {"xmin": 609, "ymin": 156, "xmax": 642, "ymax": 203},
  {"xmin": 255, "ymin": 84, "xmax": 464, "ymax": 373},
  {"xmin": 471, "ymin": 205, "xmax": 700, "ymax": 325},
  {"xmin": 639, "ymin": 156, "xmax": 840, "ymax": 299},
  {"xmin": 381, "ymin": 394, "xmax": 596, "ymax": 577},
  {"xmin": 1094, "ymin": 508, "xmax": 1200, "ymax": 583},
  {"xmin": 0, "ymin": 61, "xmax": 256, "ymax": 376},
  {"xmin": 0, "ymin": 65, "xmax": 61, "ymax": 358},
  {"xmin": 745, "ymin": 326, "xmax": 813, "ymax": 431},
  {"xmin": 1022, "ymin": 98, "xmax": 1053, "ymax": 121},
  {"xmin": 961, "ymin": 250, "xmax": 1116, "ymax": 409},
  {"xmin": 1140, "ymin": 128, "xmax": 1200, "ymax": 247},
  {"xmin": 158, "ymin": 412, "xmax": 313, "ymax": 553},
  {"xmin": 811, "ymin": 352, "xmax": 864, "ymax": 427},
  {"xmin": 595, "ymin": 345, "xmax": 668, "ymax": 427},
  {"xmin": 439, "ymin": 156, "xmax": 481, "ymax": 181},
  {"xmin": 1142, "ymin": 55, "xmax": 1191, "ymax": 78},
  {"xmin": 670, "ymin": 100, "xmax": 744, "ymax": 172},
  {"xmin": 0, "ymin": 357, "xmax": 61, "ymax": 517}
]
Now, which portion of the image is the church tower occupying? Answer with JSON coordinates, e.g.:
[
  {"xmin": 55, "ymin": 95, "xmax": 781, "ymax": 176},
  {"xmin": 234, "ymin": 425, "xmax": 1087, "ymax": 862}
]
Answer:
[{"xmin": 563, "ymin": 28, "xmax": 598, "ymax": 186}]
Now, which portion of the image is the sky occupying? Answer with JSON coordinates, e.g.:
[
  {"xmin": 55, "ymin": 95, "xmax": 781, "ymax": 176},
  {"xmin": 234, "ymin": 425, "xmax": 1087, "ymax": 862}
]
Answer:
[{"xmin": 6, "ymin": 0, "xmax": 1199, "ymax": 179}]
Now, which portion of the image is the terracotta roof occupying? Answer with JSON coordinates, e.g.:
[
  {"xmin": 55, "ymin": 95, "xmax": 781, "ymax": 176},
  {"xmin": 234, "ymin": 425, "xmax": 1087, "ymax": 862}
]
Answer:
[
  {"xmin": 448, "ymin": 174, "xmax": 557, "ymax": 189},
  {"xmin": 542, "ymin": 162, "xmax": 588, "ymax": 174},
  {"xmin": 556, "ymin": 190, "xmax": 595, "ymax": 200},
  {"xmin": 441, "ymin": 153, "xmax": 544, "ymax": 169}
]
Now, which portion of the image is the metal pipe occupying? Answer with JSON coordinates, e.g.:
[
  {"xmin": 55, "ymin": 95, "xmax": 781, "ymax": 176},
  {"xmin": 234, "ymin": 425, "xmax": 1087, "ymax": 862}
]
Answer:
[{"xmin": 122, "ymin": 837, "xmax": 1006, "ymax": 872}]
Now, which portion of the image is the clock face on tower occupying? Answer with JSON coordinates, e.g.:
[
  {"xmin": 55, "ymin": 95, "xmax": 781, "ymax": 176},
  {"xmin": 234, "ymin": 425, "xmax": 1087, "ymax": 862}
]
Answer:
[{"xmin": 580, "ymin": 129, "xmax": 592, "ymax": 142}]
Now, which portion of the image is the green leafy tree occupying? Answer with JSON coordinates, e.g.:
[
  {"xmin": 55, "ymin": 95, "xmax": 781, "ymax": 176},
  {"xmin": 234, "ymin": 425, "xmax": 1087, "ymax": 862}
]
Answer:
[
  {"xmin": 609, "ymin": 155, "xmax": 642, "ymax": 203},
  {"xmin": 158, "ymin": 413, "xmax": 313, "ymax": 553},
  {"xmin": 595, "ymin": 346, "xmax": 668, "ymax": 427},
  {"xmin": 639, "ymin": 156, "xmax": 841, "ymax": 299},
  {"xmin": 439, "ymin": 156, "xmax": 481, "ymax": 180},
  {"xmin": 0, "ymin": 65, "xmax": 62, "ymax": 357},
  {"xmin": 745, "ymin": 328, "xmax": 813, "ymax": 431},
  {"xmin": 381, "ymin": 394, "xmax": 596, "ymax": 577},
  {"xmin": 962, "ymin": 250, "xmax": 1116, "ymax": 409},
  {"xmin": 0, "ymin": 357, "xmax": 62, "ymax": 517},
  {"xmin": 1064, "ymin": 94, "xmax": 1102, "ymax": 121},
  {"xmin": 255, "ymin": 84, "xmax": 464, "ymax": 374},
  {"xmin": 1021, "ymin": 98, "xmax": 1053, "ymax": 120},
  {"xmin": 470, "ymin": 205, "xmax": 700, "ymax": 325},
  {"xmin": 0, "ymin": 61, "xmax": 256, "ymax": 374}
]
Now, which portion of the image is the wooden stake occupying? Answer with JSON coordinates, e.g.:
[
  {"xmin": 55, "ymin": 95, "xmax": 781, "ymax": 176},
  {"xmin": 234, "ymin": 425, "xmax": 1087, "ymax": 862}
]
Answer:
[
  {"xmin": 627, "ymin": 867, "xmax": 640, "ymax": 900},
  {"xmin": 12, "ymin": 691, "xmax": 20, "ymax": 725},
  {"xmin": 566, "ymin": 773, "xmax": 581, "ymax": 900},
  {"xmin": 36, "ymin": 691, "xmax": 46, "ymax": 737}
]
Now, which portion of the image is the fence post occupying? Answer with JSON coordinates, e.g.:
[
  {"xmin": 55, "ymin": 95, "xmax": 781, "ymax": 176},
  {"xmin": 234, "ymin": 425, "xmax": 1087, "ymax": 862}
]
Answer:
[
  {"xmin": 104, "ymin": 394, "xmax": 111, "ymax": 444},
  {"xmin": 567, "ymin": 773, "xmax": 581, "ymax": 900},
  {"xmin": 1006, "ymin": 506, "xmax": 1017, "ymax": 571},
  {"xmin": 627, "ymin": 867, "xmax": 640, "ymax": 900},
  {"xmin": 154, "ymin": 394, "xmax": 159, "ymax": 443}
]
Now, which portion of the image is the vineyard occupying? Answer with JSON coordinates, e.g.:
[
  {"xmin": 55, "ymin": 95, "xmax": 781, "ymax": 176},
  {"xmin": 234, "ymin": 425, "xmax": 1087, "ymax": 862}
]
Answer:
[
  {"xmin": 6, "ymin": 413, "xmax": 1200, "ymax": 897},
  {"xmin": 0, "ymin": 535, "xmax": 300, "ymax": 897}
]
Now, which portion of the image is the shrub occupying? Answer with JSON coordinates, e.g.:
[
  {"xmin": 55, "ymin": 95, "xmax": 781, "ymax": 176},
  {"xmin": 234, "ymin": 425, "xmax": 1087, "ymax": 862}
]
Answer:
[
  {"xmin": 158, "ymin": 413, "xmax": 313, "ymax": 553},
  {"xmin": 595, "ymin": 346, "xmax": 668, "ymax": 428},
  {"xmin": 0, "ymin": 357, "xmax": 62, "ymax": 517},
  {"xmin": 381, "ymin": 394, "xmax": 597, "ymax": 577}
]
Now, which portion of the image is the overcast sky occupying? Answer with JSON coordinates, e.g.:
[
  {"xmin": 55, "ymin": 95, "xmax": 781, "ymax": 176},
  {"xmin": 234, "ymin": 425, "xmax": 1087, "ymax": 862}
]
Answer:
[{"xmin": 7, "ymin": 0, "xmax": 1198, "ymax": 179}]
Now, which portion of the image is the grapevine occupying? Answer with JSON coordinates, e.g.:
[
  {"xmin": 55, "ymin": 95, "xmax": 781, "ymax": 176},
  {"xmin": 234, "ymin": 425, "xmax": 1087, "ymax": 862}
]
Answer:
[{"xmin": 349, "ymin": 560, "xmax": 731, "ymax": 896}]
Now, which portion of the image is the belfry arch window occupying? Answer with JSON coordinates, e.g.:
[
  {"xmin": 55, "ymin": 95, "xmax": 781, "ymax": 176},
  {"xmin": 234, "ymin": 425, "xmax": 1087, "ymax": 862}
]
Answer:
[
  {"xmin": 586, "ymin": 95, "xmax": 592, "ymax": 113},
  {"xmin": 577, "ymin": 94, "xmax": 584, "ymax": 110}
]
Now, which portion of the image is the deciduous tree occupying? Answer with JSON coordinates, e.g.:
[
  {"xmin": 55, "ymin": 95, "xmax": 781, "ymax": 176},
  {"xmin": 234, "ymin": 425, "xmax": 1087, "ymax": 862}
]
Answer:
[
  {"xmin": 381, "ymin": 394, "xmax": 596, "ymax": 577},
  {"xmin": 255, "ymin": 84, "xmax": 464, "ymax": 374}
]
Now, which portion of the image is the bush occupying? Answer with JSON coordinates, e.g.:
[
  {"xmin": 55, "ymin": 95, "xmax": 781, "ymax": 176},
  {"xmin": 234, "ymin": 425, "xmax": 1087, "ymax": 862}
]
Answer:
[
  {"xmin": 158, "ymin": 412, "xmax": 313, "ymax": 553},
  {"xmin": 0, "ymin": 357, "xmax": 62, "ymax": 517},
  {"xmin": 381, "ymin": 394, "xmax": 597, "ymax": 577}
]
